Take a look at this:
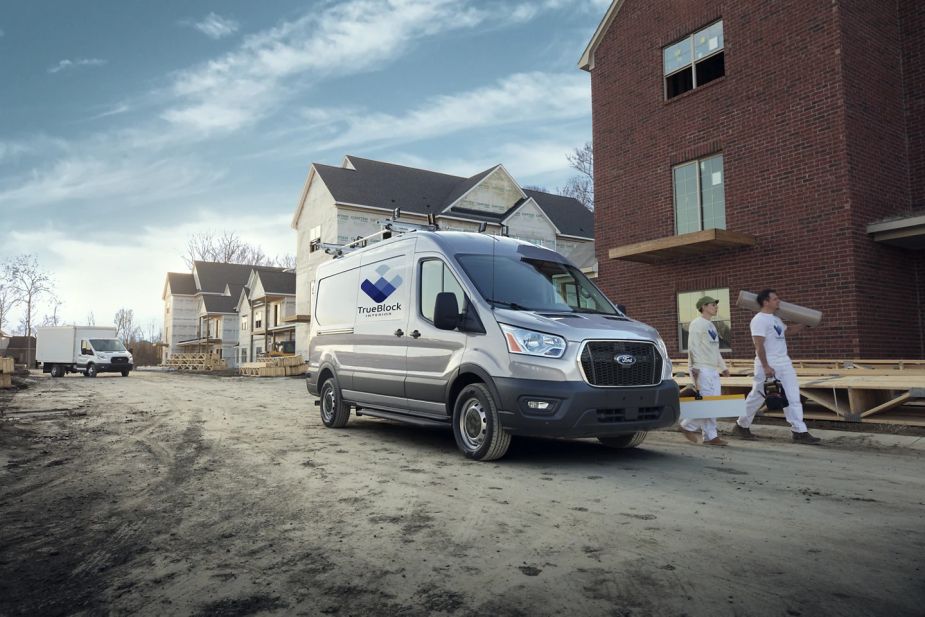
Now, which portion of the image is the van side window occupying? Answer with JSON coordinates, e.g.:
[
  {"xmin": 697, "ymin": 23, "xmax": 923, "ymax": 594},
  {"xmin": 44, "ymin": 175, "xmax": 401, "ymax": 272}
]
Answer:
[
  {"xmin": 420, "ymin": 259, "xmax": 465, "ymax": 322},
  {"xmin": 80, "ymin": 340, "xmax": 92, "ymax": 355}
]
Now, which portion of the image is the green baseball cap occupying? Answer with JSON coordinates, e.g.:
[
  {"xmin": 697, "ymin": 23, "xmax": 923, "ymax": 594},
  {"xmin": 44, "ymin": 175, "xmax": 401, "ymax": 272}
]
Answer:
[{"xmin": 696, "ymin": 295, "xmax": 719, "ymax": 310}]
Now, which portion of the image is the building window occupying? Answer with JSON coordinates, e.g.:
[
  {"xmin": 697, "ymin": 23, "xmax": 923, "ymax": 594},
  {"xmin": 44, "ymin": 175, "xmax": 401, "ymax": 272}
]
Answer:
[
  {"xmin": 241, "ymin": 316, "xmax": 248, "ymax": 331},
  {"xmin": 255, "ymin": 315, "xmax": 262, "ymax": 329},
  {"xmin": 677, "ymin": 288, "xmax": 731, "ymax": 352},
  {"xmin": 664, "ymin": 20, "xmax": 724, "ymax": 99},
  {"xmin": 419, "ymin": 259, "xmax": 465, "ymax": 323},
  {"xmin": 673, "ymin": 154, "xmax": 725, "ymax": 235},
  {"xmin": 241, "ymin": 349, "xmax": 247, "ymax": 363}
]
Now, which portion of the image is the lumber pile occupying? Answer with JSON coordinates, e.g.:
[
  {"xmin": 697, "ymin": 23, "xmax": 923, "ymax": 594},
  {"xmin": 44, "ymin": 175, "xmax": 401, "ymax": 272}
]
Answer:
[
  {"xmin": 239, "ymin": 354, "xmax": 308, "ymax": 377},
  {"xmin": 0, "ymin": 357, "xmax": 13, "ymax": 389},
  {"xmin": 163, "ymin": 353, "xmax": 227, "ymax": 371}
]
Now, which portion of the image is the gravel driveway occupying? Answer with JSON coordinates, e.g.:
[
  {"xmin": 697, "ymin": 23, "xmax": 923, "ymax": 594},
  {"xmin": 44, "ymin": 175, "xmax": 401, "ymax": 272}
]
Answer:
[{"xmin": 1, "ymin": 370, "xmax": 923, "ymax": 616}]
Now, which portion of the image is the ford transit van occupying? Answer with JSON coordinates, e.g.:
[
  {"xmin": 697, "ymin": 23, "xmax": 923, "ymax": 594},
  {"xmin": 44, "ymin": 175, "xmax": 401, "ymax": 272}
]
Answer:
[{"xmin": 306, "ymin": 230, "xmax": 679, "ymax": 460}]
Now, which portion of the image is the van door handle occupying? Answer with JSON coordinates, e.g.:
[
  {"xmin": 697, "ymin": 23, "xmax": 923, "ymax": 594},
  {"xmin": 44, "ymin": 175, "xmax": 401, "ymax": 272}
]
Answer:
[
  {"xmin": 410, "ymin": 330, "xmax": 421, "ymax": 339},
  {"xmin": 394, "ymin": 329, "xmax": 404, "ymax": 337}
]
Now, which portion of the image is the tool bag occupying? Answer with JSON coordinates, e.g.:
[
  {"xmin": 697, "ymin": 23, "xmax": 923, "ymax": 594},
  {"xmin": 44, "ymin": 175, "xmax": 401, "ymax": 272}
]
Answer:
[{"xmin": 763, "ymin": 378, "xmax": 789, "ymax": 410}]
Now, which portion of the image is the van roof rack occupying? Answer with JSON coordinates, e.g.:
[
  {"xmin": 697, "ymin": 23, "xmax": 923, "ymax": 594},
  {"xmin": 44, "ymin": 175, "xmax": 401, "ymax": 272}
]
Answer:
[{"xmin": 313, "ymin": 209, "xmax": 441, "ymax": 259}]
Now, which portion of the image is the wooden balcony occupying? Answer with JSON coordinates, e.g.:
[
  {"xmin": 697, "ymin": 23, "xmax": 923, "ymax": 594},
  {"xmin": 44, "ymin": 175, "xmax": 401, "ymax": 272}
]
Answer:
[{"xmin": 608, "ymin": 228, "xmax": 756, "ymax": 264}]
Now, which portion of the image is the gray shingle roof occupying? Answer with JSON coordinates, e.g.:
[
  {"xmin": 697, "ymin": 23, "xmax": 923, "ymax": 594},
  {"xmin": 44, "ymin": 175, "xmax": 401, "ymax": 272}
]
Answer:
[
  {"xmin": 202, "ymin": 294, "xmax": 239, "ymax": 314},
  {"xmin": 256, "ymin": 270, "xmax": 296, "ymax": 296},
  {"xmin": 313, "ymin": 156, "xmax": 593, "ymax": 239},
  {"xmin": 193, "ymin": 261, "xmax": 285, "ymax": 294},
  {"xmin": 166, "ymin": 272, "xmax": 197, "ymax": 295}
]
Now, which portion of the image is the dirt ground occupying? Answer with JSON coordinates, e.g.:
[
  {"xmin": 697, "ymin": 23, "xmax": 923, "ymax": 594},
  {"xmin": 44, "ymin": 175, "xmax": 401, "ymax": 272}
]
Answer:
[{"xmin": 1, "ymin": 371, "xmax": 923, "ymax": 617}]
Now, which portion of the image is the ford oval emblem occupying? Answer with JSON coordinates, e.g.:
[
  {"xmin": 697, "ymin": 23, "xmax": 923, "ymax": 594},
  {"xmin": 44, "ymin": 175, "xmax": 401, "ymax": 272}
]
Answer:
[{"xmin": 615, "ymin": 354, "xmax": 637, "ymax": 367}]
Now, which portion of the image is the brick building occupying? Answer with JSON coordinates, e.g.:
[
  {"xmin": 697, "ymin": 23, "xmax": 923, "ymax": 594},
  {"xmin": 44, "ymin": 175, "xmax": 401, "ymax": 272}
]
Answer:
[{"xmin": 580, "ymin": 0, "xmax": 924, "ymax": 359}]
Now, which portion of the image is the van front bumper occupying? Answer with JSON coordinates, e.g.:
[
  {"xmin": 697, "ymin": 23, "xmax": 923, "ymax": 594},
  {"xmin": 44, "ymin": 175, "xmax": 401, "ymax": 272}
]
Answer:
[{"xmin": 493, "ymin": 377, "xmax": 680, "ymax": 438}]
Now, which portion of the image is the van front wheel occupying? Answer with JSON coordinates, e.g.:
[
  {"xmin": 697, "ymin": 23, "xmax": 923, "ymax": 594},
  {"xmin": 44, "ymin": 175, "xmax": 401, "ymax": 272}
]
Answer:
[
  {"xmin": 319, "ymin": 376, "xmax": 350, "ymax": 428},
  {"xmin": 598, "ymin": 432, "xmax": 647, "ymax": 449},
  {"xmin": 452, "ymin": 383, "xmax": 511, "ymax": 461}
]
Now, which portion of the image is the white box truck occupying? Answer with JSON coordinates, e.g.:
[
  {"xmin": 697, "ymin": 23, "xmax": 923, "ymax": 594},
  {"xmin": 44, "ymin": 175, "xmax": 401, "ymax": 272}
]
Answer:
[{"xmin": 36, "ymin": 326, "xmax": 134, "ymax": 378}]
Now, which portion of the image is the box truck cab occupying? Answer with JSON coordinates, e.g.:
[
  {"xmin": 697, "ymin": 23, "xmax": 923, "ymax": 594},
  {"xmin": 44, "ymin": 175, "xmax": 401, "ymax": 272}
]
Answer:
[
  {"xmin": 36, "ymin": 326, "xmax": 134, "ymax": 378},
  {"xmin": 306, "ymin": 231, "xmax": 680, "ymax": 461}
]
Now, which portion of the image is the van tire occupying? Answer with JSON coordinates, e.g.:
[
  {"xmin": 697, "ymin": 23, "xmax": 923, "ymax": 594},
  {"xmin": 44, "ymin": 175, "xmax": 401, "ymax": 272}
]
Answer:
[
  {"xmin": 598, "ymin": 432, "xmax": 647, "ymax": 449},
  {"xmin": 319, "ymin": 375, "xmax": 350, "ymax": 428},
  {"xmin": 50, "ymin": 365, "xmax": 64, "ymax": 378},
  {"xmin": 452, "ymin": 383, "xmax": 511, "ymax": 461},
  {"xmin": 121, "ymin": 370, "xmax": 130, "ymax": 377},
  {"xmin": 86, "ymin": 363, "xmax": 98, "ymax": 378}
]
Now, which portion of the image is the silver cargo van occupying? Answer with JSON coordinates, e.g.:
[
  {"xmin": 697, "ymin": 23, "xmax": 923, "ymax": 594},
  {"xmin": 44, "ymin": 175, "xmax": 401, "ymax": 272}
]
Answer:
[{"xmin": 306, "ymin": 230, "xmax": 680, "ymax": 460}]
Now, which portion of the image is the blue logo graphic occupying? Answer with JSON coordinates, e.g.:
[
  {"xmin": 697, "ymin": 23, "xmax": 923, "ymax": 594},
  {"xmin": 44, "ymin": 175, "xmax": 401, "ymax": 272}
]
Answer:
[
  {"xmin": 361, "ymin": 264, "xmax": 403, "ymax": 303},
  {"xmin": 773, "ymin": 325, "xmax": 783, "ymax": 336},
  {"xmin": 708, "ymin": 329, "xmax": 717, "ymax": 341}
]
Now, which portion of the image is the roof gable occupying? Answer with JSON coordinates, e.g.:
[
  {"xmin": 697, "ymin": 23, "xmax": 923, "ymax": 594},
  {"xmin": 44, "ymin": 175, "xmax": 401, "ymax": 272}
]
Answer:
[
  {"xmin": 579, "ymin": 0, "xmax": 624, "ymax": 71},
  {"xmin": 192, "ymin": 261, "xmax": 285, "ymax": 294},
  {"xmin": 443, "ymin": 165, "xmax": 526, "ymax": 216},
  {"xmin": 163, "ymin": 272, "xmax": 196, "ymax": 299}
]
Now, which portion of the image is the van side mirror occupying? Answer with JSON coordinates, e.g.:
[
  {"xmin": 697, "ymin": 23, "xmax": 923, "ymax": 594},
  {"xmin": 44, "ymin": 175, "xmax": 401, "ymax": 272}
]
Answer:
[
  {"xmin": 617, "ymin": 304, "xmax": 627, "ymax": 315},
  {"xmin": 434, "ymin": 292, "xmax": 460, "ymax": 330}
]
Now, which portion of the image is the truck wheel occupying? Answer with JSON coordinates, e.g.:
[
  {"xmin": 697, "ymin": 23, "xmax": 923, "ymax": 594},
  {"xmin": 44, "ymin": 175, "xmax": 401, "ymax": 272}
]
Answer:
[
  {"xmin": 452, "ymin": 383, "xmax": 511, "ymax": 461},
  {"xmin": 86, "ymin": 363, "xmax": 98, "ymax": 378},
  {"xmin": 319, "ymin": 375, "xmax": 350, "ymax": 428},
  {"xmin": 121, "ymin": 370, "xmax": 130, "ymax": 377},
  {"xmin": 598, "ymin": 432, "xmax": 647, "ymax": 449},
  {"xmin": 50, "ymin": 365, "xmax": 64, "ymax": 378}
]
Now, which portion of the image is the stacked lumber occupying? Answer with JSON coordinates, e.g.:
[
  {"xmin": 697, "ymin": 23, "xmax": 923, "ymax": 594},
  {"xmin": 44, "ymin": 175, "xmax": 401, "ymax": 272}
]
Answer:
[
  {"xmin": 0, "ymin": 357, "xmax": 13, "ymax": 389},
  {"xmin": 163, "ymin": 353, "xmax": 227, "ymax": 371},
  {"xmin": 239, "ymin": 354, "xmax": 308, "ymax": 377}
]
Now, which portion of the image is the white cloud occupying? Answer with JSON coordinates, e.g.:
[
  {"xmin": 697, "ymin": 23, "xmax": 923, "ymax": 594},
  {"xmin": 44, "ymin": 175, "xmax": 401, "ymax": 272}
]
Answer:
[
  {"xmin": 0, "ymin": 212, "xmax": 295, "ymax": 331},
  {"xmin": 48, "ymin": 58, "xmax": 107, "ymax": 74},
  {"xmin": 0, "ymin": 155, "xmax": 225, "ymax": 209},
  {"xmin": 161, "ymin": 0, "xmax": 493, "ymax": 133},
  {"xmin": 190, "ymin": 12, "xmax": 239, "ymax": 39},
  {"xmin": 307, "ymin": 71, "xmax": 590, "ymax": 153},
  {"xmin": 0, "ymin": 28, "xmax": 5, "ymax": 37}
]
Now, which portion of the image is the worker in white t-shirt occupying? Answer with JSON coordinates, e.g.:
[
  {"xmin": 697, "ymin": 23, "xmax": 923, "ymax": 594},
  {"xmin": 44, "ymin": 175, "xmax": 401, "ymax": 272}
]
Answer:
[
  {"xmin": 733, "ymin": 289, "xmax": 821, "ymax": 444},
  {"xmin": 679, "ymin": 295, "xmax": 729, "ymax": 445}
]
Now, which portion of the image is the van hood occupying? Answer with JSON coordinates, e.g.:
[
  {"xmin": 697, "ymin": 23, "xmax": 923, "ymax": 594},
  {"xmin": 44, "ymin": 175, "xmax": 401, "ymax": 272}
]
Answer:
[{"xmin": 491, "ymin": 309, "xmax": 664, "ymax": 343}]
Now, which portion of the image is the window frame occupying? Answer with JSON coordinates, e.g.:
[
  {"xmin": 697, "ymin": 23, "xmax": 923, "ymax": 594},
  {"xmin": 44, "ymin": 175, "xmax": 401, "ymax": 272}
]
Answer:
[
  {"xmin": 673, "ymin": 153, "xmax": 725, "ymax": 235},
  {"xmin": 676, "ymin": 288, "xmax": 732, "ymax": 353},
  {"xmin": 418, "ymin": 258, "xmax": 467, "ymax": 325},
  {"xmin": 663, "ymin": 20, "xmax": 724, "ymax": 100}
]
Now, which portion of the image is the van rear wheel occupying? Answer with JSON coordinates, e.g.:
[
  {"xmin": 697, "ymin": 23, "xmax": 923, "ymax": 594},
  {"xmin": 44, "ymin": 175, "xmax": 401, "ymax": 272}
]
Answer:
[
  {"xmin": 50, "ymin": 365, "xmax": 64, "ymax": 378},
  {"xmin": 598, "ymin": 432, "xmax": 647, "ymax": 449},
  {"xmin": 452, "ymin": 383, "xmax": 511, "ymax": 461},
  {"xmin": 319, "ymin": 375, "xmax": 350, "ymax": 428}
]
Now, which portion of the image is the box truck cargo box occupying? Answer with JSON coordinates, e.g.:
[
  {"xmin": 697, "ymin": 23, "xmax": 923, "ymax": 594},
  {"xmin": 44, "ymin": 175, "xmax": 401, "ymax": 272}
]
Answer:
[{"xmin": 36, "ymin": 326, "xmax": 134, "ymax": 378}]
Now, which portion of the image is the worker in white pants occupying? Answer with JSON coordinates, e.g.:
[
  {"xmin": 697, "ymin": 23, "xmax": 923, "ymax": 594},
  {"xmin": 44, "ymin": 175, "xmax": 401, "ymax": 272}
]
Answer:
[
  {"xmin": 732, "ymin": 289, "xmax": 821, "ymax": 444},
  {"xmin": 679, "ymin": 295, "xmax": 729, "ymax": 446}
]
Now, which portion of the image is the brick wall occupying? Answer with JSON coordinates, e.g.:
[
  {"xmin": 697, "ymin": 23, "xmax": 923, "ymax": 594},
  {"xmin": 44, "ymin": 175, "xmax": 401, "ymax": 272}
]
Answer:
[
  {"xmin": 590, "ymin": 0, "xmax": 922, "ymax": 359},
  {"xmin": 901, "ymin": 0, "xmax": 925, "ymax": 208}
]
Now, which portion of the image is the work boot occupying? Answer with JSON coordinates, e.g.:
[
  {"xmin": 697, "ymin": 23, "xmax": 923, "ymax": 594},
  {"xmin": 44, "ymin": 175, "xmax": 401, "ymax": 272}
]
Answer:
[
  {"xmin": 792, "ymin": 431, "xmax": 822, "ymax": 445},
  {"xmin": 703, "ymin": 437, "xmax": 728, "ymax": 446},
  {"xmin": 732, "ymin": 424, "xmax": 758, "ymax": 440},
  {"xmin": 678, "ymin": 427, "xmax": 700, "ymax": 444}
]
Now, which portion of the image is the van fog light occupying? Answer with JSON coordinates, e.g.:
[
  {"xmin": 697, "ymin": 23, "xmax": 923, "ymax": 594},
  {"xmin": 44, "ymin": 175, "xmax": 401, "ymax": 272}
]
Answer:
[{"xmin": 520, "ymin": 397, "xmax": 559, "ymax": 416}]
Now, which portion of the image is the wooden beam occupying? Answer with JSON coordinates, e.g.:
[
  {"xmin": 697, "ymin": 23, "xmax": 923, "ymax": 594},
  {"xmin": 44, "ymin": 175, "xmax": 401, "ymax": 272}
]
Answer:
[
  {"xmin": 860, "ymin": 392, "xmax": 913, "ymax": 418},
  {"xmin": 608, "ymin": 228, "xmax": 757, "ymax": 262}
]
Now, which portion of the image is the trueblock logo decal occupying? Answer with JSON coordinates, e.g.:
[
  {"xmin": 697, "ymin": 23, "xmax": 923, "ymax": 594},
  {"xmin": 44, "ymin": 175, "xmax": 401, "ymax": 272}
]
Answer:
[
  {"xmin": 773, "ymin": 324, "xmax": 783, "ymax": 336},
  {"xmin": 708, "ymin": 329, "xmax": 717, "ymax": 341},
  {"xmin": 361, "ymin": 264, "xmax": 402, "ymax": 303}
]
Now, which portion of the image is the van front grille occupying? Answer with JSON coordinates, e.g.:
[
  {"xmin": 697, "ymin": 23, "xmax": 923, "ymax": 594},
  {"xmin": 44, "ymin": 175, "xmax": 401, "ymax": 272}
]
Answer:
[
  {"xmin": 579, "ymin": 341, "xmax": 661, "ymax": 387},
  {"xmin": 596, "ymin": 407, "xmax": 663, "ymax": 423},
  {"xmin": 111, "ymin": 357, "xmax": 128, "ymax": 364}
]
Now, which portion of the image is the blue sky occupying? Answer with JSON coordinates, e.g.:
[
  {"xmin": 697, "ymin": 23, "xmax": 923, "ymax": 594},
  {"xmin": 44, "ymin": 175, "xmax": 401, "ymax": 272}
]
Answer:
[{"xmin": 0, "ymin": 0, "xmax": 608, "ymax": 333}]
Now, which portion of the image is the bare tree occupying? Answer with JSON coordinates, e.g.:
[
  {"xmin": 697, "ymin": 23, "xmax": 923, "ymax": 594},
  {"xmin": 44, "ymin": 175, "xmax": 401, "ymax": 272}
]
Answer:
[
  {"xmin": 86, "ymin": 311, "xmax": 96, "ymax": 326},
  {"xmin": 274, "ymin": 254, "xmax": 296, "ymax": 270},
  {"xmin": 559, "ymin": 141, "xmax": 594, "ymax": 211},
  {"xmin": 41, "ymin": 296, "xmax": 64, "ymax": 327},
  {"xmin": 114, "ymin": 308, "xmax": 140, "ymax": 344},
  {"xmin": 0, "ymin": 268, "xmax": 20, "ymax": 335},
  {"xmin": 5, "ymin": 255, "xmax": 53, "ymax": 365},
  {"xmin": 183, "ymin": 230, "xmax": 276, "ymax": 269}
]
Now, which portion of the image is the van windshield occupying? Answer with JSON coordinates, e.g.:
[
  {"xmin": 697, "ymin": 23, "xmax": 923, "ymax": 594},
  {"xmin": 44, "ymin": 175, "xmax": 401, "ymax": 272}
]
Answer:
[
  {"xmin": 90, "ymin": 339, "xmax": 127, "ymax": 352},
  {"xmin": 456, "ymin": 254, "xmax": 617, "ymax": 314}
]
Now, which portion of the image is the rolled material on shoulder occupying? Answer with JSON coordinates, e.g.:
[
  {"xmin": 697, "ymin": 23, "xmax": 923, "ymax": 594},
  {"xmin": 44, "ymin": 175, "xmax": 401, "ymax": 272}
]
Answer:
[{"xmin": 736, "ymin": 290, "xmax": 822, "ymax": 327}]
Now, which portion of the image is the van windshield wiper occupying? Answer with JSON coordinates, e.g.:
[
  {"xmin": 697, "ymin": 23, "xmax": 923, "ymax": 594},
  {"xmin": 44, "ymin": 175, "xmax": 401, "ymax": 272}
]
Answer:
[
  {"xmin": 487, "ymin": 299, "xmax": 529, "ymax": 310},
  {"xmin": 570, "ymin": 307, "xmax": 612, "ymax": 315}
]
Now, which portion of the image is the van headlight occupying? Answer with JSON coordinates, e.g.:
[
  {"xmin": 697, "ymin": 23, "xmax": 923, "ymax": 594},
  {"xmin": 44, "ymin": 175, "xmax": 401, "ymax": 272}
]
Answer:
[
  {"xmin": 654, "ymin": 336, "xmax": 673, "ymax": 379},
  {"xmin": 500, "ymin": 324, "xmax": 566, "ymax": 358}
]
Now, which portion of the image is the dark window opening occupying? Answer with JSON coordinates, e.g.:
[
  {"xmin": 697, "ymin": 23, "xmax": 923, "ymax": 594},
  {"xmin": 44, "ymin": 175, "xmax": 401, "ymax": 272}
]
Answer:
[
  {"xmin": 695, "ymin": 53, "xmax": 724, "ymax": 87},
  {"xmin": 666, "ymin": 68, "xmax": 694, "ymax": 99}
]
